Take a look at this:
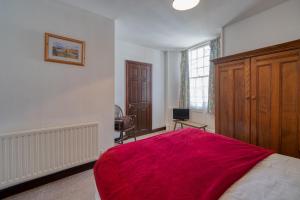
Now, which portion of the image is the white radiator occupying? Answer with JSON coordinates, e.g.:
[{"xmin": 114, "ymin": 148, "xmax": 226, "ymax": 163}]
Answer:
[{"xmin": 0, "ymin": 123, "xmax": 99, "ymax": 189}]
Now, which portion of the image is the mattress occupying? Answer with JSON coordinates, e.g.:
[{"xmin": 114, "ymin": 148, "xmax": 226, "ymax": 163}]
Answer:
[{"xmin": 95, "ymin": 153, "xmax": 300, "ymax": 200}]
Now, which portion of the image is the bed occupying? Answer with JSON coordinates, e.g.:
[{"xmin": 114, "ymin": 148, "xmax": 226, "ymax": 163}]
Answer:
[{"xmin": 94, "ymin": 128, "xmax": 300, "ymax": 200}]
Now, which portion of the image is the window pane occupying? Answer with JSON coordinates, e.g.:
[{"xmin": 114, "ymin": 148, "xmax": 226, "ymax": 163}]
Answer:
[
  {"xmin": 188, "ymin": 44, "xmax": 210, "ymax": 110},
  {"xmin": 204, "ymin": 56, "xmax": 209, "ymax": 67},
  {"xmin": 204, "ymin": 46, "xmax": 210, "ymax": 56},
  {"xmin": 191, "ymin": 50, "xmax": 197, "ymax": 60},
  {"xmin": 198, "ymin": 58, "xmax": 204, "ymax": 68},
  {"xmin": 198, "ymin": 67, "xmax": 204, "ymax": 76},
  {"xmin": 190, "ymin": 60, "xmax": 197, "ymax": 69},
  {"xmin": 204, "ymin": 66, "xmax": 209, "ymax": 76},
  {"xmin": 198, "ymin": 48, "xmax": 204, "ymax": 57},
  {"xmin": 190, "ymin": 69, "xmax": 196, "ymax": 77}
]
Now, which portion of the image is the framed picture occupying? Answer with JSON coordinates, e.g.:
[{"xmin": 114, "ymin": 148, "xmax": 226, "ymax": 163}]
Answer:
[{"xmin": 44, "ymin": 33, "xmax": 85, "ymax": 66}]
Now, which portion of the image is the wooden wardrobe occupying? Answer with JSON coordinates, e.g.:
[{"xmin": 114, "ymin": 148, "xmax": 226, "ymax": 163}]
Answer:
[{"xmin": 213, "ymin": 40, "xmax": 300, "ymax": 158}]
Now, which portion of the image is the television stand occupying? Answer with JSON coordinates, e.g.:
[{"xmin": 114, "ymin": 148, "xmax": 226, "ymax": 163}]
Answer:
[{"xmin": 173, "ymin": 120, "xmax": 207, "ymax": 131}]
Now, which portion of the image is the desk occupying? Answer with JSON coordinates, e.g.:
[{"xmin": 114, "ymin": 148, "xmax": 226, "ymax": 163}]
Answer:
[{"xmin": 173, "ymin": 120, "xmax": 207, "ymax": 131}]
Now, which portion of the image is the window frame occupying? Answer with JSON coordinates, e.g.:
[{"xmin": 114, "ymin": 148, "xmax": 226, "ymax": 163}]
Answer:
[{"xmin": 188, "ymin": 43, "xmax": 211, "ymax": 111}]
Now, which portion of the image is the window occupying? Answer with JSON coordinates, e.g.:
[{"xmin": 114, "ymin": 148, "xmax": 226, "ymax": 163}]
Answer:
[{"xmin": 189, "ymin": 44, "xmax": 210, "ymax": 110}]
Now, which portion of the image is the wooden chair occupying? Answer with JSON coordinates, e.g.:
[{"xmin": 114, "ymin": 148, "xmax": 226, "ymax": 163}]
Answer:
[{"xmin": 114, "ymin": 105, "xmax": 136, "ymax": 144}]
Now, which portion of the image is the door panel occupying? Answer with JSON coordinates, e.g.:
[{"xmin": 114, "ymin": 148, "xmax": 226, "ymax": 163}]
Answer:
[
  {"xmin": 219, "ymin": 69, "xmax": 233, "ymax": 137},
  {"xmin": 129, "ymin": 80, "xmax": 139, "ymax": 103},
  {"xmin": 251, "ymin": 50, "xmax": 300, "ymax": 157},
  {"xmin": 280, "ymin": 61, "xmax": 299, "ymax": 157},
  {"xmin": 215, "ymin": 59, "xmax": 251, "ymax": 143},
  {"xmin": 252, "ymin": 55, "xmax": 279, "ymax": 152},
  {"xmin": 256, "ymin": 65, "xmax": 272, "ymax": 149},
  {"xmin": 126, "ymin": 61, "xmax": 152, "ymax": 132},
  {"xmin": 233, "ymin": 67, "xmax": 249, "ymax": 142}
]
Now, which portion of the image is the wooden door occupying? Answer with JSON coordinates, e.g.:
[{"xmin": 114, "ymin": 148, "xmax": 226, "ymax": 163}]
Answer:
[
  {"xmin": 126, "ymin": 60, "xmax": 152, "ymax": 132},
  {"xmin": 251, "ymin": 50, "xmax": 300, "ymax": 157},
  {"xmin": 215, "ymin": 59, "xmax": 251, "ymax": 143}
]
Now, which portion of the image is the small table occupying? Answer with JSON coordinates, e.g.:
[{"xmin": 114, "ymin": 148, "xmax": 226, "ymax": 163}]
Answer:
[{"xmin": 173, "ymin": 120, "xmax": 207, "ymax": 131}]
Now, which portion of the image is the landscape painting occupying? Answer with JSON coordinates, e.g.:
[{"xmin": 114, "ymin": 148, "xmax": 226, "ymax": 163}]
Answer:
[
  {"xmin": 52, "ymin": 42, "xmax": 80, "ymax": 59},
  {"xmin": 45, "ymin": 33, "xmax": 85, "ymax": 66}
]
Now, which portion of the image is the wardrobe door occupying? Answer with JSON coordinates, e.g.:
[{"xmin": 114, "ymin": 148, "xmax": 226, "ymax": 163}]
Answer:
[
  {"xmin": 251, "ymin": 50, "xmax": 300, "ymax": 157},
  {"xmin": 215, "ymin": 59, "xmax": 251, "ymax": 143}
]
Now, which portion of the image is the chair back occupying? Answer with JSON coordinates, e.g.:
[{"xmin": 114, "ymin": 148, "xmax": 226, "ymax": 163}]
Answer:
[{"xmin": 115, "ymin": 105, "xmax": 124, "ymax": 120}]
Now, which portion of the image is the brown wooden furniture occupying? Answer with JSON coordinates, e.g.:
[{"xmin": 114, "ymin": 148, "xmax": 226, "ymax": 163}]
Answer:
[
  {"xmin": 126, "ymin": 60, "xmax": 152, "ymax": 133},
  {"xmin": 213, "ymin": 39, "xmax": 300, "ymax": 158},
  {"xmin": 173, "ymin": 120, "xmax": 207, "ymax": 131},
  {"xmin": 114, "ymin": 105, "xmax": 136, "ymax": 144}
]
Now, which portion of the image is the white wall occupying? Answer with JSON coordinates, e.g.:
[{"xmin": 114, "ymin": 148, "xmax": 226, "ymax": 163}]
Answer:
[
  {"xmin": 0, "ymin": 0, "xmax": 115, "ymax": 151},
  {"xmin": 115, "ymin": 40, "xmax": 165, "ymax": 130},
  {"xmin": 164, "ymin": 51, "xmax": 181, "ymax": 130},
  {"xmin": 190, "ymin": 112, "xmax": 215, "ymax": 132},
  {"xmin": 224, "ymin": 0, "xmax": 300, "ymax": 56}
]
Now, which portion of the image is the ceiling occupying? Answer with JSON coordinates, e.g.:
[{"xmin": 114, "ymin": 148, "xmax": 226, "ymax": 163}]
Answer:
[{"xmin": 58, "ymin": 0, "xmax": 288, "ymax": 50}]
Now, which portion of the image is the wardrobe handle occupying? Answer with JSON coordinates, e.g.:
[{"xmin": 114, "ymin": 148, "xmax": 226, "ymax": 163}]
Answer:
[
  {"xmin": 252, "ymin": 96, "xmax": 257, "ymax": 100},
  {"xmin": 245, "ymin": 96, "xmax": 250, "ymax": 100}
]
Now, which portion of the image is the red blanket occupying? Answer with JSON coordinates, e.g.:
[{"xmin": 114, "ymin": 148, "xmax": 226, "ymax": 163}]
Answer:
[{"xmin": 94, "ymin": 128, "xmax": 272, "ymax": 200}]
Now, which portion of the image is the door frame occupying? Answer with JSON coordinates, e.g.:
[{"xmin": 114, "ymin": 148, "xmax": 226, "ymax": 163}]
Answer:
[{"xmin": 125, "ymin": 60, "xmax": 152, "ymax": 131}]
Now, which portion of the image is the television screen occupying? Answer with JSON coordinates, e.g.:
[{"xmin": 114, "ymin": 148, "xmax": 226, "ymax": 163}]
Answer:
[{"xmin": 173, "ymin": 108, "xmax": 190, "ymax": 120}]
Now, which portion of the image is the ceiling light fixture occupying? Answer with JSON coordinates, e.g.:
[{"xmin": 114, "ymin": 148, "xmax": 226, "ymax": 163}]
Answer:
[{"xmin": 172, "ymin": 0, "xmax": 200, "ymax": 11}]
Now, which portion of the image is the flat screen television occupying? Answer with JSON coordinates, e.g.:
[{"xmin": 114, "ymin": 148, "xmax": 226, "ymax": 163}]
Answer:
[{"xmin": 173, "ymin": 108, "xmax": 190, "ymax": 121}]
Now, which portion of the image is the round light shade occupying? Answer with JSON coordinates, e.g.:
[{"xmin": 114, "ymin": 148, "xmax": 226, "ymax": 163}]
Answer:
[{"xmin": 172, "ymin": 0, "xmax": 200, "ymax": 11}]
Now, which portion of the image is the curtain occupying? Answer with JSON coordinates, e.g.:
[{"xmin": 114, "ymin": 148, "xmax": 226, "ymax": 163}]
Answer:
[
  {"xmin": 179, "ymin": 50, "xmax": 190, "ymax": 109},
  {"xmin": 207, "ymin": 37, "xmax": 220, "ymax": 114}
]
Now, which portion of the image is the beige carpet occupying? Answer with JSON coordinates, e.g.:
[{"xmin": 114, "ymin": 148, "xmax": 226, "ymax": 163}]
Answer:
[
  {"xmin": 4, "ymin": 130, "xmax": 166, "ymax": 200},
  {"xmin": 4, "ymin": 170, "xmax": 96, "ymax": 200}
]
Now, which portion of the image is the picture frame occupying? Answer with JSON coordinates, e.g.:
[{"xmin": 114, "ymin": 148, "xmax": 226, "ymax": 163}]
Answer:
[{"xmin": 44, "ymin": 33, "xmax": 85, "ymax": 66}]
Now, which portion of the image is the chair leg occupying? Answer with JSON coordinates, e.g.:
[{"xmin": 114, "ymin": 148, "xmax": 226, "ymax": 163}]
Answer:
[
  {"xmin": 134, "ymin": 131, "xmax": 137, "ymax": 141},
  {"xmin": 120, "ymin": 131, "xmax": 124, "ymax": 144},
  {"xmin": 173, "ymin": 122, "xmax": 177, "ymax": 131}
]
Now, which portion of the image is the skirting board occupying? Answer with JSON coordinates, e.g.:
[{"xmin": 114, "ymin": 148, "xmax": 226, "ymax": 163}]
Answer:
[{"xmin": 0, "ymin": 161, "xmax": 96, "ymax": 199}]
